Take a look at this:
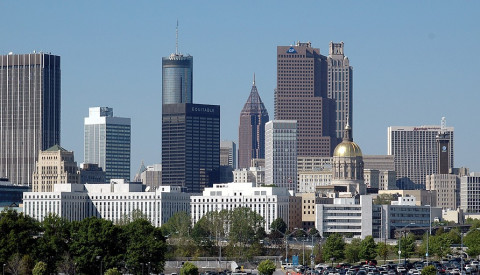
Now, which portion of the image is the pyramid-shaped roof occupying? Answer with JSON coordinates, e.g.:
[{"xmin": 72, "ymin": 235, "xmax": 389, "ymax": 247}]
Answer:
[
  {"xmin": 45, "ymin": 144, "xmax": 68, "ymax": 152},
  {"xmin": 241, "ymin": 77, "xmax": 269, "ymax": 116}
]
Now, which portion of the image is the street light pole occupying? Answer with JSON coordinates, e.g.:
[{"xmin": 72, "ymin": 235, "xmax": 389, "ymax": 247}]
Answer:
[{"xmin": 426, "ymin": 204, "xmax": 431, "ymax": 266}]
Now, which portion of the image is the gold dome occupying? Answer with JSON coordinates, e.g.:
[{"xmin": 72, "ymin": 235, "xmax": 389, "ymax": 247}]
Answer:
[{"xmin": 333, "ymin": 141, "xmax": 363, "ymax": 157}]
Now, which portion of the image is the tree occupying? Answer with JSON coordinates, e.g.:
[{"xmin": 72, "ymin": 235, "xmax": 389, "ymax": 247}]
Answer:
[
  {"xmin": 32, "ymin": 261, "xmax": 48, "ymax": 275},
  {"xmin": 121, "ymin": 218, "xmax": 167, "ymax": 274},
  {"xmin": 397, "ymin": 233, "xmax": 416, "ymax": 259},
  {"xmin": 464, "ymin": 228, "xmax": 480, "ymax": 257},
  {"xmin": 7, "ymin": 253, "xmax": 22, "ymax": 275},
  {"xmin": 105, "ymin": 267, "xmax": 122, "ymax": 275},
  {"xmin": 180, "ymin": 262, "xmax": 199, "ymax": 275},
  {"xmin": 322, "ymin": 233, "xmax": 345, "ymax": 263},
  {"xmin": 161, "ymin": 211, "xmax": 192, "ymax": 239},
  {"xmin": 345, "ymin": 238, "xmax": 361, "ymax": 263},
  {"xmin": 257, "ymin": 259, "xmax": 276, "ymax": 275},
  {"xmin": 69, "ymin": 217, "xmax": 123, "ymax": 274},
  {"xmin": 377, "ymin": 242, "xmax": 391, "ymax": 263},
  {"xmin": 359, "ymin": 236, "xmax": 377, "ymax": 261},
  {"xmin": 0, "ymin": 209, "xmax": 40, "ymax": 265},
  {"xmin": 270, "ymin": 218, "xmax": 287, "ymax": 234},
  {"xmin": 228, "ymin": 207, "xmax": 265, "ymax": 259},
  {"xmin": 34, "ymin": 214, "xmax": 71, "ymax": 273},
  {"xmin": 421, "ymin": 265, "xmax": 436, "ymax": 275}
]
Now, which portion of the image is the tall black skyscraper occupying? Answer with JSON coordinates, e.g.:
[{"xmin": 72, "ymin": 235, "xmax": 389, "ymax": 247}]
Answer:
[
  {"xmin": 0, "ymin": 52, "xmax": 61, "ymax": 185},
  {"xmin": 162, "ymin": 103, "xmax": 220, "ymax": 193}
]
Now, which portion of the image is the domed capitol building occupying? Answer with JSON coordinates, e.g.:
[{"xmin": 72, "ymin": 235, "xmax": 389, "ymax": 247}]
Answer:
[{"xmin": 331, "ymin": 122, "xmax": 366, "ymax": 195}]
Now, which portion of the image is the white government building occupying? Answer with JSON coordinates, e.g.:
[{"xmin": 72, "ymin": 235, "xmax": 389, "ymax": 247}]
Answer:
[
  {"xmin": 190, "ymin": 182, "xmax": 291, "ymax": 232},
  {"xmin": 23, "ymin": 179, "xmax": 190, "ymax": 227}
]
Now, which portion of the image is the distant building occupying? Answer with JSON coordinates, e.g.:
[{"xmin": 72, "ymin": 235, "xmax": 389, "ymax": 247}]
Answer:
[
  {"xmin": 460, "ymin": 173, "xmax": 480, "ymax": 214},
  {"xmin": 23, "ymin": 180, "xmax": 190, "ymax": 226},
  {"xmin": 80, "ymin": 163, "xmax": 106, "ymax": 184},
  {"xmin": 0, "ymin": 179, "xmax": 30, "ymax": 207},
  {"xmin": 297, "ymin": 171, "xmax": 332, "ymax": 193},
  {"xmin": 162, "ymin": 52, "xmax": 193, "ymax": 105},
  {"xmin": 190, "ymin": 182, "xmax": 290, "ymax": 232},
  {"xmin": 135, "ymin": 164, "xmax": 162, "ymax": 189},
  {"xmin": 378, "ymin": 189, "xmax": 437, "ymax": 206},
  {"xmin": 162, "ymin": 103, "xmax": 220, "ymax": 193},
  {"xmin": 0, "ymin": 53, "xmax": 61, "ymax": 185},
  {"xmin": 238, "ymin": 76, "xmax": 269, "ymax": 169},
  {"xmin": 426, "ymin": 174, "xmax": 459, "ymax": 210},
  {"xmin": 32, "ymin": 145, "xmax": 80, "ymax": 192},
  {"xmin": 84, "ymin": 107, "xmax": 131, "ymax": 182},
  {"xmin": 327, "ymin": 42, "xmax": 353, "ymax": 140},
  {"xmin": 388, "ymin": 118, "xmax": 454, "ymax": 189},
  {"xmin": 265, "ymin": 120, "xmax": 297, "ymax": 191},
  {"xmin": 363, "ymin": 155, "xmax": 395, "ymax": 171},
  {"xmin": 275, "ymin": 42, "xmax": 336, "ymax": 157},
  {"xmin": 232, "ymin": 167, "xmax": 265, "ymax": 186},
  {"xmin": 220, "ymin": 141, "xmax": 237, "ymax": 169}
]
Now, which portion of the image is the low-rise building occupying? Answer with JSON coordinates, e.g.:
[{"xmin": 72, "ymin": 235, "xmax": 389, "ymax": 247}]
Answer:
[
  {"xmin": 233, "ymin": 167, "xmax": 265, "ymax": 186},
  {"xmin": 23, "ymin": 179, "xmax": 190, "ymax": 226},
  {"xmin": 190, "ymin": 182, "xmax": 290, "ymax": 232}
]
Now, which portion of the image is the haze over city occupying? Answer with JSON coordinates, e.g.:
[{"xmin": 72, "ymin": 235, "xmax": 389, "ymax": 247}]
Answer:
[{"xmin": 1, "ymin": 1, "xmax": 478, "ymax": 178}]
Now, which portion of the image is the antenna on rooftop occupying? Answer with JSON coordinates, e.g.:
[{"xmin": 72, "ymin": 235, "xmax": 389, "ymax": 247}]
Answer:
[{"xmin": 176, "ymin": 19, "xmax": 179, "ymax": 55}]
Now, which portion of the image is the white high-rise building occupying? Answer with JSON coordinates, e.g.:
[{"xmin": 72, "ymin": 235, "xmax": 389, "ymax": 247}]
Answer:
[
  {"xmin": 84, "ymin": 107, "xmax": 131, "ymax": 182},
  {"xmin": 388, "ymin": 122, "xmax": 454, "ymax": 189},
  {"xmin": 265, "ymin": 120, "xmax": 297, "ymax": 191}
]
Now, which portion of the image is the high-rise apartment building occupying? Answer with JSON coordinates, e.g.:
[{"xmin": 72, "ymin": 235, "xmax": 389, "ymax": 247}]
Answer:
[
  {"xmin": 265, "ymin": 120, "xmax": 297, "ymax": 191},
  {"xmin": 84, "ymin": 107, "xmax": 131, "ymax": 182},
  {"xmin": 388, "ymin": 122, "xmax": 454, "ymax": 189},
  {"xmin": 32, "ymin": 145, "xmax": 79, "ymax": 192},
  {"xmin": 327, "ymin": 42, "xmax": 353, "ymax": 139},
  {"xmin": 162, "ymin": 103, "xmax": 220, "ymax": 193},
  {"xmin": 162, "ymin": 53, "xmax": 193, "ymax": 105},
  {"xmin": 275, "ymin": 42, "xmax": 336, "ymax": 157},
  {"xmin": 238, "ymin": 76, "xmax": 269, "ymax": 169},
  {"xmin": 0, "ymin": 52, "xmax": 61, "ymax": 185}
]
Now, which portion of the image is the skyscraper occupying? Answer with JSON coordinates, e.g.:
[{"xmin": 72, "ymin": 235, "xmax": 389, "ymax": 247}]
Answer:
[
  {"xmin": 388, "ymin": 120, "xmax": 454, "ymax": 189},
  {"xmin": 162, "ymin": 53, "xmax": 193, "ymax": 104},
  {"xmin": 238, "ymin": 75, "xmax": 269, "ymax": 169},
  {"xmin": 162, "ymin": 103, "xmax": 220, "ymax": 193},
  {"xmin": 0, "ymin": 52, "xmax": 61, "ymax": 185},
  {"xmin": 84, "ymin": 107, "xmax": 131, "ymax": 182},
  {"xmin": 265, "ymin": 120, "xmax": 297, "ymax": 191},
  {"xmin": 220, "ymin": 140, "xmax": 236, "ymax": 169},
  {"xmin": 327, "ymin": 42, "xmax": 353, "ymax": 139},
  {"xmin": 275, "ymin": 42, "xmax": 336, "ymax": 157}
]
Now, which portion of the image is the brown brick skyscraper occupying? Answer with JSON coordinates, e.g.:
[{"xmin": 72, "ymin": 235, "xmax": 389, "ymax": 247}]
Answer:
[
  {"xmin": 275, "ymin": 42, "xmax": 336, "ymax": 157},
  {"xmin": 238, "ymin": 75, "xmax": 269, "ymax": 169}
]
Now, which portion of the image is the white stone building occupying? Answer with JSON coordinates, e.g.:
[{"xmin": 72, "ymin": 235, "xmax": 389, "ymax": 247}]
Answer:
[
  {"xmin": 190, "ymin": 182, "xmax": 290, "ymax": 232},
  {"xmin": 233, "ymin": 167, "xmax": 265, "ymax": 186},
  {"xmin": 23, "ymin": 179, "xmax": 190, "ymax": 226}
]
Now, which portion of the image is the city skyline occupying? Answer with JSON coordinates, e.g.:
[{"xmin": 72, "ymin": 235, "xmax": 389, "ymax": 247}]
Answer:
[{"xmin": 1, "ymin": 1, "xmax": 478, "ymax": 178}]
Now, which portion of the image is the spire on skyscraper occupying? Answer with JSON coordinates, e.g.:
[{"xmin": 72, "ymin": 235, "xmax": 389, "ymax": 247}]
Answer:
[{"xmin": 240, "ymin": 77, "xmax": 268, "ymax": 116}]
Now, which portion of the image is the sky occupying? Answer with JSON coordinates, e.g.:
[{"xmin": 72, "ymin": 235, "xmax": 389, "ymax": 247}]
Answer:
[{"xmin": 1, "ymin": 1, "xmax": 479, "ymax": 178}]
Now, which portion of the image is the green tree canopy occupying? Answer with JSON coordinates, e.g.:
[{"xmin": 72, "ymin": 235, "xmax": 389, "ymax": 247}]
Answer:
[
  {"xmin": 161, "ymin": 211, "xmax": 192, "ymax": 239},
  {"xmin": 359, "ymin": 236, "xmax": 378, "ymax": 261},
  {"xmin": 270, "ymin": 218, "xmax": 287, "ymax": 234},
  {"xmin": 257, "ymin": 259, "xmax": 276, "ymax": 275},
  {"xmin": 32, "ymin": 261, "xmax": 48, "ymax": 275},
  {"xmin": 345, "ymin": 238, "xmax": 361, "ymax": 263},
  {"xmin": 421, "ymin": 265, "xmax": 436, "ymax": 275},
  {"xmin": 373, "ymin": 194, "xmax": 396, "ymax": 205},
  {"xmin": 180, "ymin": 262, "xmax": 199, "ymax": 275},
  {"xmin": 464, "ymin": 228, "xmax": 480, "ymax": 257},
  {"xmin": 322, "ymin": 233, "xmax": 345, "ymax": 262}
]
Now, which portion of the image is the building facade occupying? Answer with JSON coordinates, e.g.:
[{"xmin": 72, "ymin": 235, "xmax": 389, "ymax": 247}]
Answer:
[
  {"xmin": 220, "ymin": 141, "xmax": 237, "ymax": 169},
  {"xmin": 84, "ymin": 107, "xmax": 131, "ymax": 182},
  {"xmin": 388, "ymin": 124, "xmax": 454, "ymax": 189},
  {"xmin": 79, "ymin": 163, "xmax": 106, "ymax": 184},
  {"xmin": 0, "ymin": 53, "xmax": 61, "ymax": 185},
  {"xmin": 460, "ymin": 173, "xmax": 480, "ymax": 214},
  {"xmin": 233, "ymin": 167, "xmax": 265, "ymax": 186},
  {"xmin": 32, "ymin": 145, "xmax": 80, "ymax": 192},
  {"xmin": 275, "ymin": 42, "xmax": 336, "ymax": 157},
  {"xmin": 162, "ymin": 53, "xmax": 193, "ymax": 105},
  {"xmin": 238, "ymin": 77, "xmax": 269, "ymax": 169},
  {"xmin": 190, "ymin": 182, "xmax": 290, "ymax": 232},
  {"xmin": 327, "ymin": 42, "xmax": 353, "ymax": 140},
  {"xmin": 23, "ymin": 180, "xmax": 190, "ymax": 226},
  {"xmin": 265, "ymin": 120, "xmax": 297, "ymax": 191},
  {"xmin": 426, "ymin": 174, "xmax": 459, "ymax": 210},
  {"xmin": 162, "ymin": 103, "xmax": 220, "ymax": 193},
  {"xmin": 0, "ymin": 179, "xmax": 30, "ymax": 207}
]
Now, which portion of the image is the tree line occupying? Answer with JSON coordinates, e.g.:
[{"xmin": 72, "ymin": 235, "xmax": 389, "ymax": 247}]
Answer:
[{"xmin": 0, "ymin": 209, "xmax": 166, "ymax": 275}]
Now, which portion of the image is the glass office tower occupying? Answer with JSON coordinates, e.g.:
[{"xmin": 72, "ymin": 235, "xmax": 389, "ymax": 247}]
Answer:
[
  {"xmin": 162, "ymin": 53, "xmax": 193, "ymax": 105},
  {"xmin": 0, "ymin": 52, "xmax": 61, "ymax": 185},
  {"xmin": 84, "ymin": 107, "xmax": 131, "ymax": 182}
]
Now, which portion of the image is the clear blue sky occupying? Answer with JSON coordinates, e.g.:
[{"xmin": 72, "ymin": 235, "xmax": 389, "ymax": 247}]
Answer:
[{"xmin": 1, "ymin": 1, "xmax": 479, "ymax": 178}]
